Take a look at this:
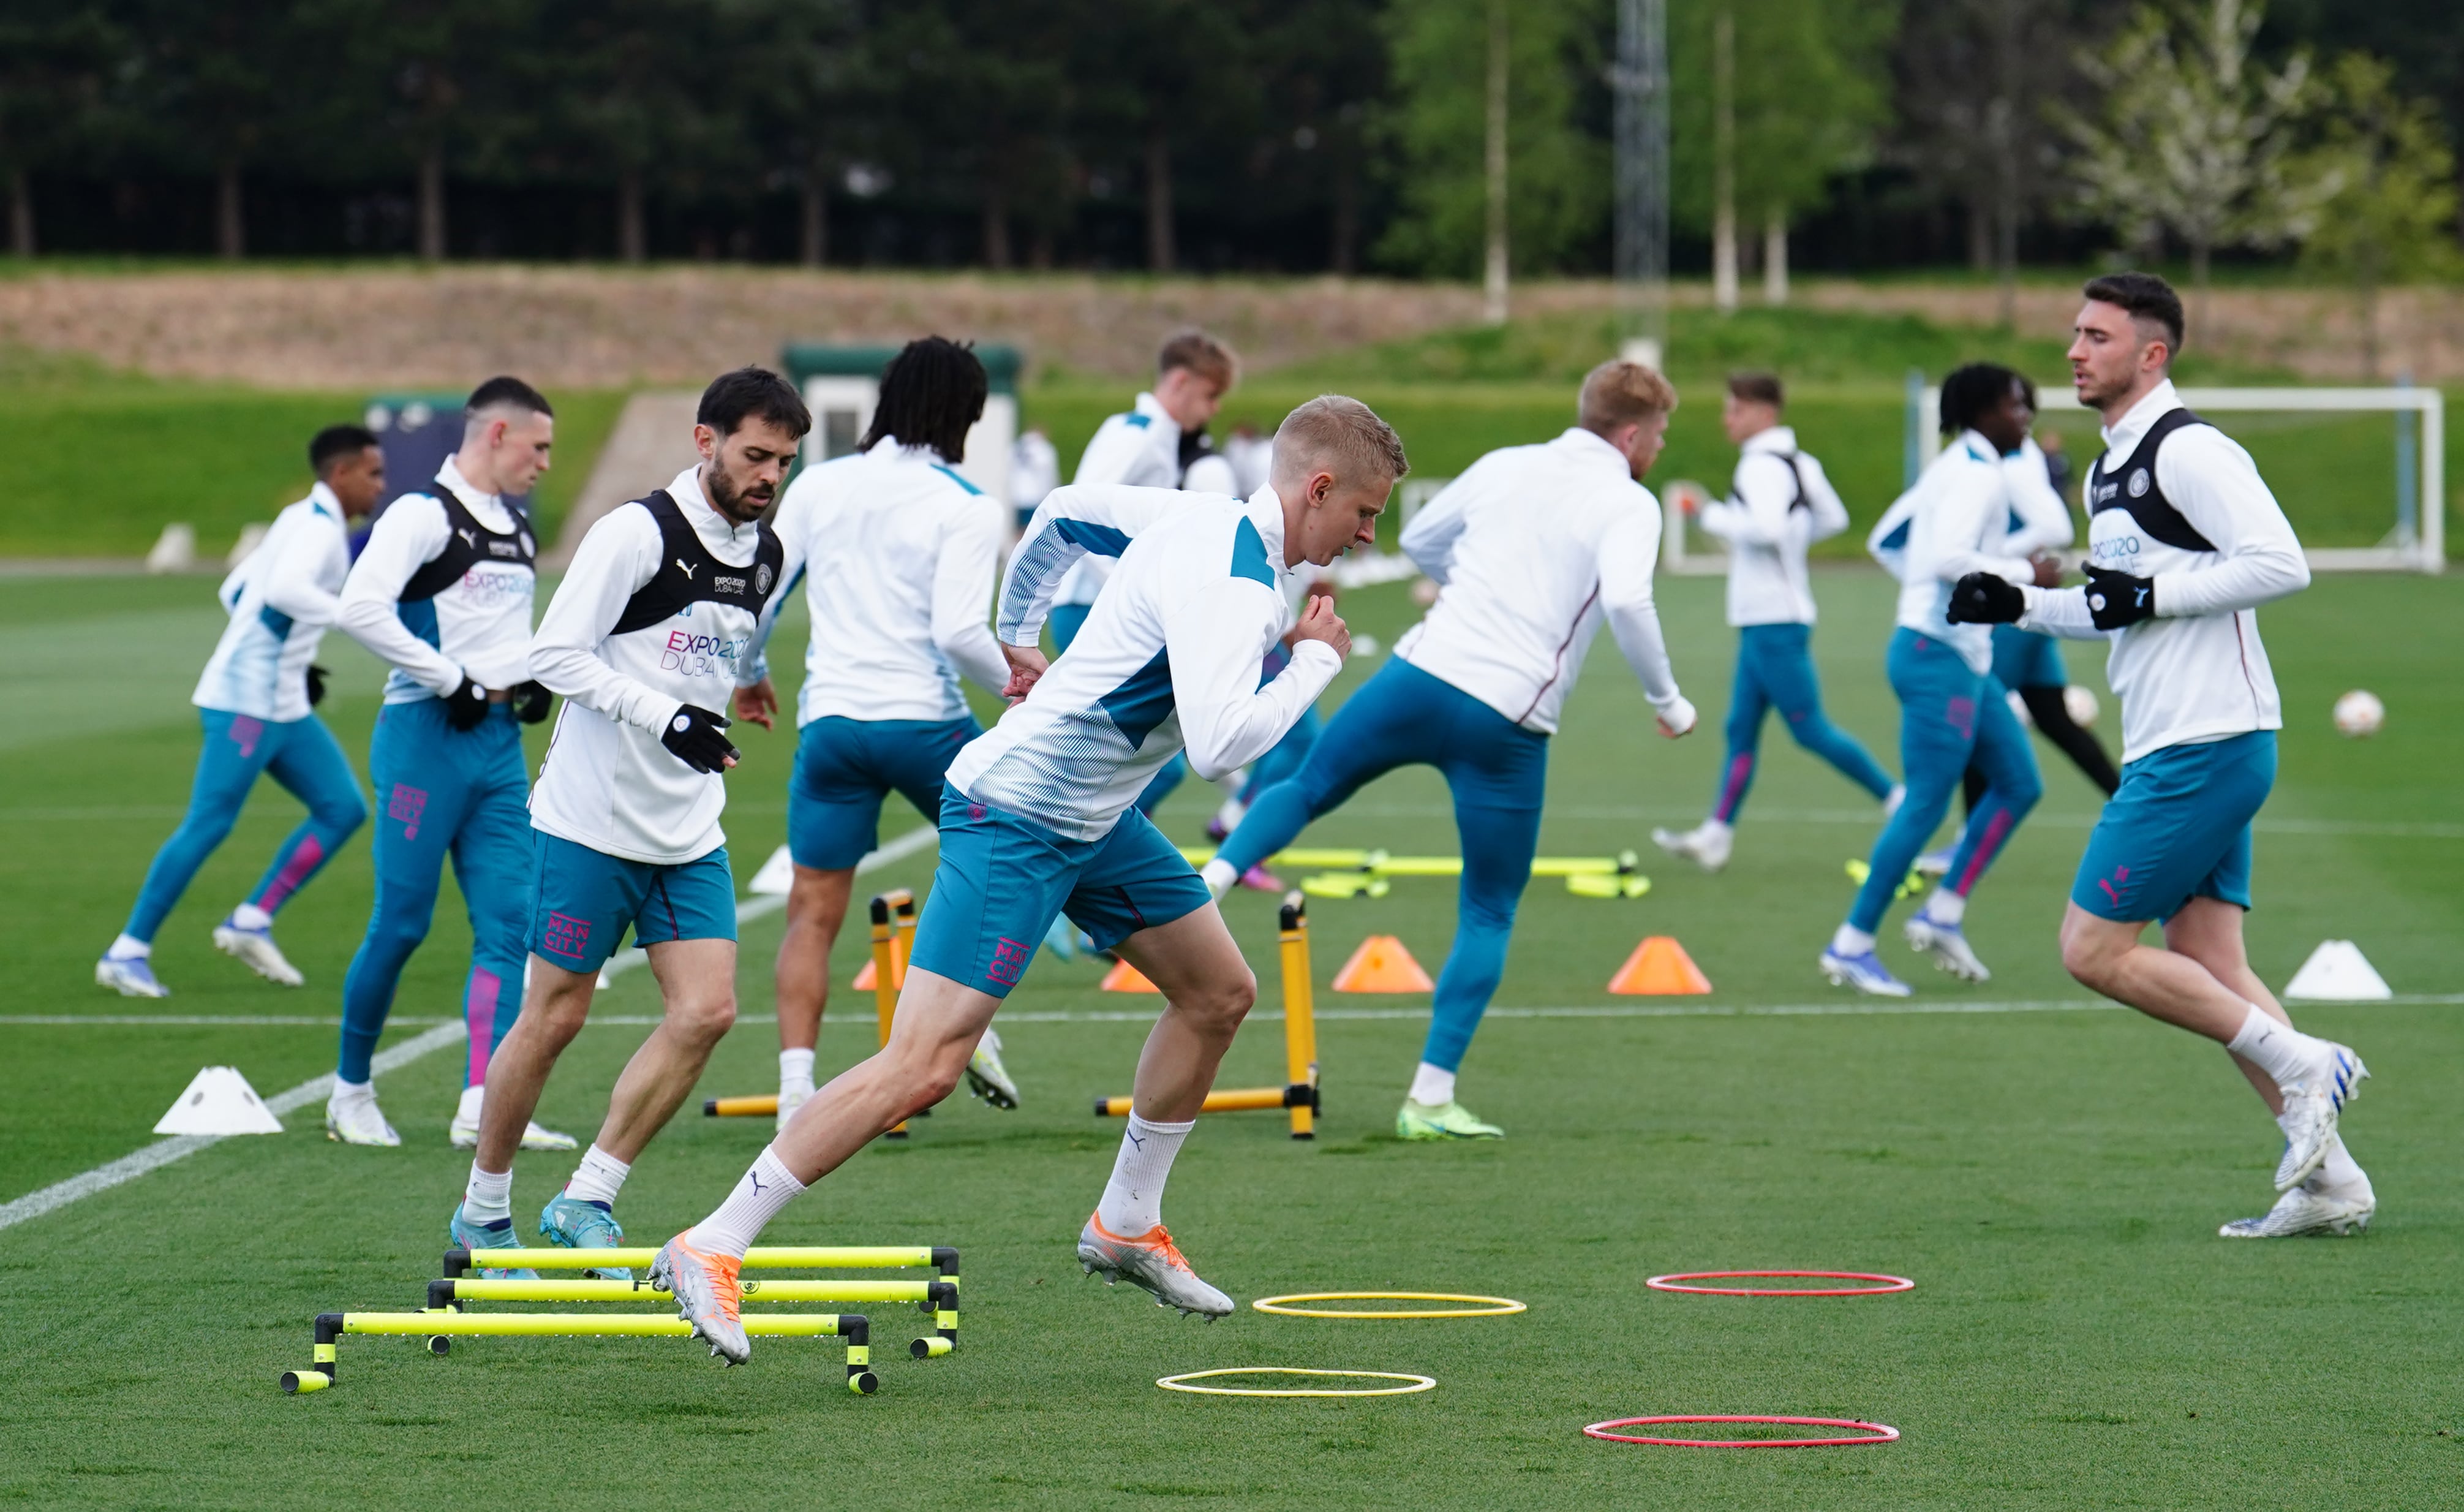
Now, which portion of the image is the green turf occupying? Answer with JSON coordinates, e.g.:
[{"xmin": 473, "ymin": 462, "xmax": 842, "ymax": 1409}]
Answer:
[{"xmin": 4, "ymin": 565, "xmax": 2462, "ymax": 1507}]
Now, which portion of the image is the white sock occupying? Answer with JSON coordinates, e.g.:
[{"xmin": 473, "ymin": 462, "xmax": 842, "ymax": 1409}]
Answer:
[
  {"xmin": 1213, "ymin": 795, "xmax": 1248, "ymax": 832},
  {"xmin": 108, "ymin": 934, "xmax": 149, "ymax": 959},
  {"xmin": 1407, "ymin": 1062, "xmax": 1456, "ymax": 1106},
  {"xmin": 2226, "ymin": 1005, "xmax": 2330, "ymax": 1089},
  {"xmin": 463, "ymin": 1163, "xmax": 514, "ymax": 1225},
  {"xmin": 1884, "ymin": 783, "xmax": 1906, "ymax": 817},
  {"xmin": 563, "ymin": 1144, "xmax": 631, "ymax": 1207},
  {"xmin": 1096, "ymin": 1114, "xmax": 1195, "ymax": 1235},
  {"xmin": 1700, "ymin": 817, "xmax": 1732, "ymax": 840},
  {"xmin": 2304, "ymin": 1131, "xmax": 2372, "ymax": 1199},
  {"xmin": 1921, "ymin": 889, "xmax": 1966, "ymax": 925},
  {"xmin": 330, "ymin": 1076, "xmax": 374, "ymax": 1108},
  {"xmin": 455, "ymin": 1083, "xmax": 486, "ymax": 1123},
  {"xmin": 230, "ymin": 902, "xmax": 273, "ymax": 931},
  {"xmin": 1831, "ymin": 924, "xmax": 1876, "ymax": 956},
  {"xmin": 691, "ymin": 1147, "xmax": 806, "ymax": 1260},
  {"xmin": 779, "ymin": 1047, "xmax": 816, "ymax": 1096},
  {"xmin": 1200, "ymin": 857, "xmax": 1238, "ymax": 900}
]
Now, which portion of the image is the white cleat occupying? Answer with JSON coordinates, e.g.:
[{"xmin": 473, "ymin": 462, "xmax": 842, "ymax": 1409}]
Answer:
[
  {"xmin": 2274, "ymin": 1045, "xmax": 2369, "ymax": 1192},
  {"xmin": 1077, "ymin": 1214, "xmax": 1234, "ymax": 1319},
  {"xmin": 2220, "ymin": 1185, "xmax": 2375, "ymax": 1239},
  {"xmin": 1913, "ymin": 847, "xmax": 1954, "ymax": 877},
  {"xmin": 1904, "ymin": 913, "xmax": 1991, "ymax": 982},
  {"xmin": 775, "ymin": 1084, "xmax": 810, "ymax": 1132},
  {"xmin": 96, "ymin": 953, "xmax": 171, "ymax": 999},
  {"xmin": 652, "ymin": 1233, "xmax": 749, "ymax": 1366},
  {"xmin": 1651, "ymin": 822, "xmax": 1732, "ymax": 874},
  {"xmin": 325, "ymin": 1092, "xmax": 402, "ymax": 1147},
  {"xmin": 965, "ymin": 1027, "xmax": 1020, "ymax": 1110},
  {"xmin": 213, "ymin": 916, "xmax": 304, "ymax": 986},
  {"xmin": 448, "ymin": 1084, "xmax": 579, "ymax": 1151},
  {"xmin": 1819, "ymin": 947, "xmax": 1912, "ymax": 997}
]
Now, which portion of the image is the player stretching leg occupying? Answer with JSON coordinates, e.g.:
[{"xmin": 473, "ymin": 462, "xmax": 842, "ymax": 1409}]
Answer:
[
  {"xmin": 328, "ymin": 379, "xmax": 569, "ymax": 1149},
  {"xmin": 98, "ymin": 427, "xmax": 381, "ymax": 997},
  {"xmin": 652, "ymin": 397, "xmax": 1399, "ymax": 1361},
  {"xmin": 1821, "ymin": 365, "xmax": 2048, "ymax": 997},
  {"xmin": 1950, "ymin": 273, "xmax": 2370, "ymax": 1236},
  {"xmin": 744, "ymin": 338, "xmax": 1020, "ymax": 1127},
  {"xmin": 1656, "ymin": 372, "xmax": 1897, "ymax": 872},
  {"xmin": 445, "ymin": 368, "xmax": 804, "ymax": 1276},
  {"xmin": 1207, "ymin": 362, "xmax": 1697, "ymax": 1140}
]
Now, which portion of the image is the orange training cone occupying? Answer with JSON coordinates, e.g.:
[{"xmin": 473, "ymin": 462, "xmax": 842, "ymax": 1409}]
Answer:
[
  {"xmin": 851, "ymin": 958, "xmax": 908, "ymax": 991},
  {"xmin": 1607, "ymin": 936, "xmax": 1712, "ymax": 995},
  {"xmin": 1331, "ymin": 935, "xmax": 1435, "ymax": 993},
  {"xmin": 1101, "ymin": 958, "xmax": 1161, "ymax": 992}
]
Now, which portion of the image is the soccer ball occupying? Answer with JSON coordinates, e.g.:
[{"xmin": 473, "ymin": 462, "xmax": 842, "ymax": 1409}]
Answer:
[
  {"xmin": 2062, "ymin": 684, "xmax": 2100, "ymax": 728},
  {"xmin": 2333, "ymin": 690, "xmax": 2384, "ymax": 739}
]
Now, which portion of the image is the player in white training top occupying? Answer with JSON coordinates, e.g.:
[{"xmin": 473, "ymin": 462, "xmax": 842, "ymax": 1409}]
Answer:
[
  {"xmin": 1948, "ymin": 273, "xmax": 2370, "ymax": 1238},
  {"xmin": 649, "ymin": 397, "xmax": 1403, "ymax": 1362},
  {"xmin": 445, "ymin": 368, "xmax": 807, "ymax": 1277}
]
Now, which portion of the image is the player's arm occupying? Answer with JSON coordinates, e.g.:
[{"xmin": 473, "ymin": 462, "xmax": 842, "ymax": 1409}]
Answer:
[
  {"xmin": 1597, "ymin": 504, "xmax": 1695, "ymax": 736},
  {"xmin": 1866, "ymin": 486, "xmax": 1920, "ymax": 578},
  {"xmin": 1697, "ymin": 453, "xmax": 1791, "ymax": 546},
  {"xmin": 1801, "ymin": 458, "xmax": 1852, "ymax": 543},
  {"xmin": 994, "ymin": 483, "xmax": 1182, "ymax": 647},
  {"xmin": 930, "ymin": 496, "xmax": 1014, "ymax": 694},
  {"xmin": 1169, "ymin": 578, "xmax": 1344, "ymax": 782},
  {"xmin": 2002, "ymin": 440, "xmax": 2075, "ymax": 556},
  {"xmin": 257, "ymin": 512, "xmax": 344, "ymax": 629},
  {"xmin": 529, "ymin": 505, "xmax": 680, "ymax": 731},
  {"xmin": 2143, "ymin": 430, "xmax": 2311, "ymax": 616},
  {"xmin": 1927, "ymin": 467, "xmax": 2036, "ymax": 586},
  {"xmin": 1397, "ymin": 467, "xmax": 1474, "ymax": 584},
  {"xmin": 336, "ymin": 496, "xmax": 468, "ymax": 695}
]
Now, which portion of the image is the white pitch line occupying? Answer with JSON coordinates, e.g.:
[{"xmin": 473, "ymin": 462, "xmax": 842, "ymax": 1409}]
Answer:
[
  {"xmin": 0, "ymin": 1018, "xmax": 467, "ymax": 1233},
  {"xmin": 986, "ymin": 992, "xmax": 2464, "ymax": 1026},
  {"xmin": 597, "ymin": 825, "xmax": 940, "ymax": 983}
]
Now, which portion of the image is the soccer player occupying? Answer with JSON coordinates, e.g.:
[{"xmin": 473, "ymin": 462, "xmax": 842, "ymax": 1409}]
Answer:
[
  {"xmin": 649, "ymin": 396, "xmax": 1401, "ymax": 1361},
  {"xmin": 1819, "ymin": 363, "xmax": 2048, "ymax": 998},
  {"xmin": 445, "ymin": 367, "xmax": 806, "ymax": 1274},
  {"xmin": 326, "ymin": 378, "xmax": 568, "ymax": 1149},
  {"xmin": 743, "ymin": 338, "xmax": 1020, "ymax": 1127},
  {"xmin": 1205, "ymin": 361, "xmax": 1697, "ymax": 1141},
  {"xmin": 96, "ymin": 426, "xmax": 382, "ymax": 997},
  {"xmin": 1948, "ymin": 273, "xmax": 2371, "ymax": 1238},
  {"xmin": 1654, "ymin": 372, "xmax": 1897, "ymax": 872}
]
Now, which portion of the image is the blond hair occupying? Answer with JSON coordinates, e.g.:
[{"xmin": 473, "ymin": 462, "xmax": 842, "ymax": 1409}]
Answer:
[
  {"xmin": 1271, "ymin": 395, "xmax": 1409, "ymax": 491},
  {"xmin": 1158, "ymin": 329, "xmax": 1238, "ymax": 389},
  {"xmin": 1578, "ymin": 360, "xmax": 1679, "ymax": 434}
]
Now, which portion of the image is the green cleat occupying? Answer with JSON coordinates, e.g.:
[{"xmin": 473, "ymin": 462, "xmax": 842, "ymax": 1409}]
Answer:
[
  {"xmin": 1396, "ymin": 1098, "xmax": 1504, "ymax": 1141},
  {"xmin": 539, "ymin": 1190, "xmax": 633, "ymax": 1281}
]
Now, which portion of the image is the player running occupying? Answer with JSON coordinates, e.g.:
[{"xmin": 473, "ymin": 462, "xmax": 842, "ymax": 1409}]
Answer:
[
  {"xmin": 1205, "ymin": 361, "xmax": 1697, "ymax": 1141},
  {"xmin": 1654, "ymin": 372, "xmax": 1898, "ymax": 873},
  {"xmin": 326, "ymin": 378, "xmax": 569, "ymax": 1150},
  {"xmin": 650, "ymin": 396, "xmax": 1401, "ymax": 1361},
  {"xmin": 1820, "ymin": 363, "xmax": 2048, "ymax": 997},
  {"xmin": 446, "ymin": 367, "xmax": 805, "ymax": 1277},
  {"xmin": 1948, "ymin": 273, "xmax": 2371, "ymax": 1237},
  {"xmin": 740, "ymin": 338, "xmax": 1020, "ymax": 1127},
  {"xmin": 97, "ymin": 426, "xmax": 381, "ymax": 997}
]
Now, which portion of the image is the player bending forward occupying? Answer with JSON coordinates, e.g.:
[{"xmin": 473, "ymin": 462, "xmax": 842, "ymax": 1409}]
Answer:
[
  {"xmin": 740, "ymin": 337, "xmax": 1021, "ymax": 1127},
  {"xmin": 1950, "ymin": 273, "xmax": 2371, "ymax": 1237},
  {"xmin": 445, "ymin": 368, "xmax": 805, "ymax": 1275},
  {"xmin": 652, "ymin": 396, "xmax": 1403, "ymax": 1361},
  {"xmin": 1207, "ymin": 360, "xmax": 1697, "ymax": 1140}
]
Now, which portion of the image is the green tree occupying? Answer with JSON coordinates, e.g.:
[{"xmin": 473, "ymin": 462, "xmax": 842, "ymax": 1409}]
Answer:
[
  {"xmin": 0, "ymin": 2, "xmax": 119, "ymax": 256},
  {"xmin": 2296, "ymin": 53, "xmax": 2460, "ymax": 377}
]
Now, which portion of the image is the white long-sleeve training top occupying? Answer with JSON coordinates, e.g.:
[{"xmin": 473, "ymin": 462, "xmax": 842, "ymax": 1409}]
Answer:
[
  {"xmin": 1893, "ymin": 430, "xmax": 2036, "ymax": 675},
  {"xmin": 194, "ymin": 483, "xmax": 353, "ymax": 723},
  {"xmin": 954, "ymin": 482, "xmax": 1339, "ymax": 842},
  {"xmin": 529, "ymin": 465, "xmax": 785, "ymax": 864},
  {"xmin": 1694, "ymin": 425, "xmax": 1848, "ymax": 627},
  {"xmin": 2016, "ymin": 380, "xmax": 2308, "ymax": 763},
  {"xmin": 337, "ymin": 456, "xmax": 537, "ymax": 703},
  {"xmin": 1052, "ymin": 391, "xmax": 1186, "ymax": 609},
  {"xmin": 1392, "ymin": 426, "xmax": 1684, "ymax": 735},
  {"xmin": 744, "ymin": 439, "xmax": 1009, "ymax": 725},
  {"xmin": 2002, "ymin": 436, "xmax": 2076, "ymax": 556}
]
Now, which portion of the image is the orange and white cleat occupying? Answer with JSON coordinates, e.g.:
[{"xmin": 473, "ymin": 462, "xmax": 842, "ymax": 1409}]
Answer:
[
  {"xmin": 651, "ymin": 1231, "xmax": 748, "ymax": 1364},
  {"xmin": 1077, "ymin": 1214, "xmax": 1234, "ymax": 1318}
]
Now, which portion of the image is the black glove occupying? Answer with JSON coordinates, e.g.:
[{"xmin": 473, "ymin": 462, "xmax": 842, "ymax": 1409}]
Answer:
[
  {"xmin": 1945, "ymin": 572, "xmax": 2024, "ymax": 625},
  {"xmin": 660, "ymin": 703, "xmax": 739, "ymax": 774},
  {"xmin": 304, "ymin": 664, "xmax": 330, "ymax": 707},
  {"xmin": 511, "ymin": 680, "xmax": 553, "ymax": 724},
  {"xmin": 2085, "ymin": 567, "xmax": 2157, "ymax": 630},
  {"xmin": 441, "ymin": 673, "xmax": 492, "ymax": 731}
]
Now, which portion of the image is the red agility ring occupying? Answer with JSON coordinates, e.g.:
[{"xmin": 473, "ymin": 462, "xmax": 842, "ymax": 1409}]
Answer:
[
  {"xmin": 1584, "ymin": 1415, "xmax": 1900, "ymax": 1448},
  {"xmin": 1645, "ymin": 1270, "xmax": 1913, "ymax": 1296}
]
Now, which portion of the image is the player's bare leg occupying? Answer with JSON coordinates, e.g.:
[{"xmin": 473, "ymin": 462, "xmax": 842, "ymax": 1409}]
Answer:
[{"xmin": 772, "ymin": 863, "xmax": 853, "ymax": 1124}]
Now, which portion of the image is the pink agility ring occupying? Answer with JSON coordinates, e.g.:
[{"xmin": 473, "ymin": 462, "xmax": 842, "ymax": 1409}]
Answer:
[
  {"xmin": 1584, "ymin": 1415, "xmax": 1900, "ymax": 1448},
  {"xmin": 1645, "ymin": 1270, "xmax": 1913, "ymax": 1296}
]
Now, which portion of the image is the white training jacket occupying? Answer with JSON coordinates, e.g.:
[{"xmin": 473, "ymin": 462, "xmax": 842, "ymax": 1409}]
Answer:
[
  {"xmin": 1892, "ymin": 431, "xmax": 2036, "ymax": 676},
  {"xmin": 745, "ymin": 439, "xmax": 1009, "ymax": 726},
  {"xmin": 1694, "ymin": 425, "xmax": 1848, "ymax": 627},
  {"xmin": 1052, "ymin": 392, "xmax": 1185, "ymax": 608},
  {"xmin": 2016, "ymin": 380, "xmax": 2308, "ymax": 764},
  {"xmin": 338, "ymin": 456, "xmax": 537, "ymax": 703},
  {"xmin": 1867, "ymin": 437, "xmax": 2072, "ymax": 584},
  {"xmin": 530, "ymin": 466, "xmax": 783, "ymax": 865},
  {"xmin": 1393, "ymin": 427, "xmax": 1684, "ymax": 735},
  {"xmin": 194, "ymin": 483, "xmax": 353, "ymax": 723},
  {"xmin": 955, "ymin": 483, "xmax": 1339, "ymax": 842}
]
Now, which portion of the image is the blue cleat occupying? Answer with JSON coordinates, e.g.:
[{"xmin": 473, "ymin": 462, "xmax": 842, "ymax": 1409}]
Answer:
[
  {"xmin": 449, "ymin": 1204, "xmax": 538, "ymax": 1279},
  {"xmin": 540, "ymin": 1190, "xmax": 633, "ymax": 1280},
  {"xmin": 1820, "ymin": 947, "xmax": 1912, "ymax": 998}
]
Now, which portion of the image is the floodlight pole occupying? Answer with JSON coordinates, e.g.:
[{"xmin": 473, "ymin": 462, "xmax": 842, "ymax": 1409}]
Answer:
[{"xmin": 1613, "ymin": 0, "xmax": 1669, "ymax": 369}]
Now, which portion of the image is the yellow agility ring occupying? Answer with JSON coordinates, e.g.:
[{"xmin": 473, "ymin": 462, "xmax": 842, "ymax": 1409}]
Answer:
[
  {"xmin": 1251, "ymin": 1291, "xmax": 1527, "ymax": 1319},
  {"xmin": 1156, "ymin": 1367, "xmax": 1437, "ymax": 1397}
]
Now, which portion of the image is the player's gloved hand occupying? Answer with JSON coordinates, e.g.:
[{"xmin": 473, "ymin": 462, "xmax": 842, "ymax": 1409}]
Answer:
[
  {"xmin": 2085, "ymin": 566, "xmax": 2157, "ymax": 630},
  {"xmin": 304, "ymin": 664, "xmax": 330, "ymax": 707},
  {"xmin": 1654, "ymin": 695, "xmax": 1697, "ymax": 739},
  {"xmin": 511, "ymin": 680, "xmax": 553, "ymax": 724},
  {"xmin": 442, "ymin": 673, "xmax": 493, "ymax": 730},
  {"xmin": 1945, "ymin": 572, "xmax": 2024, "ymax": 624},
  {"xmin": 660, "ymin": 703, "xmax": 740, "ymax": 773}
]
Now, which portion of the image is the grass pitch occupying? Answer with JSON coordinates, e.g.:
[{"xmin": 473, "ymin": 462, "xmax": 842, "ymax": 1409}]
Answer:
[{"xmin": 4, "ymin": 569, "xmax": 2462, "ymax": 1508}]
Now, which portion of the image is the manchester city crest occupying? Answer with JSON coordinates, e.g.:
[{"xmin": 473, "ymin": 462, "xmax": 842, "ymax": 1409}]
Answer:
[
  {"xmin": 2127, "ymin": 467, "xmax": 2150, "ymax": 498},
  {"xmin": 756, "ymin": 564, "xmax": 775, "ymax": 595}
]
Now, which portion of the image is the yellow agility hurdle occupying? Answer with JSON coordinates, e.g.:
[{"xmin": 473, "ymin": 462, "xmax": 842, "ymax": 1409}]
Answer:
[
  {"xmin": 423, "ymin": 1274, "xmax": 961, "ymax": 1358},
  {"xmin": 281, "ymin": 1312, "xmax": 876, "ymax": 1395},
  {"xmin": 442, "ymin": 1244, "xmax": 957, "ymax": 1276},
  {"xmin": 1097, "ymin": 896, "xmax": 1319, "ymax": 1138},
  {"xmin": 1183, "ymin": 847, "xmax": 1649, "ymax": 899}
]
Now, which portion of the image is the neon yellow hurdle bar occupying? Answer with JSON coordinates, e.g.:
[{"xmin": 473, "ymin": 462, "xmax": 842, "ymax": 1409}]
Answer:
[
  {"xmin": 283, "ymin": 1312, "xmax": 877, "ymax": 1394},
  {"xmin": 442, "ymin": 1244, "xmax": 956, "ymax": 1277},
  {"xmin": 435, "ymin": 1278, "xmax": 938, "ymax": 1304}
]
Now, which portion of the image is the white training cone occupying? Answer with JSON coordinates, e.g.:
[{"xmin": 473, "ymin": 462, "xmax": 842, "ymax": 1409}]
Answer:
[
  {"xmin": 2283, "ymin": 940, "xmax": 2392, "ymax": 1002},
  {"xmin": 153, "ymin": 1066, "xmax": 285, "ymax": 1136},
  {"xmin": 748, "ymin": 843, "xmax": 796, "ymax": 897}
]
